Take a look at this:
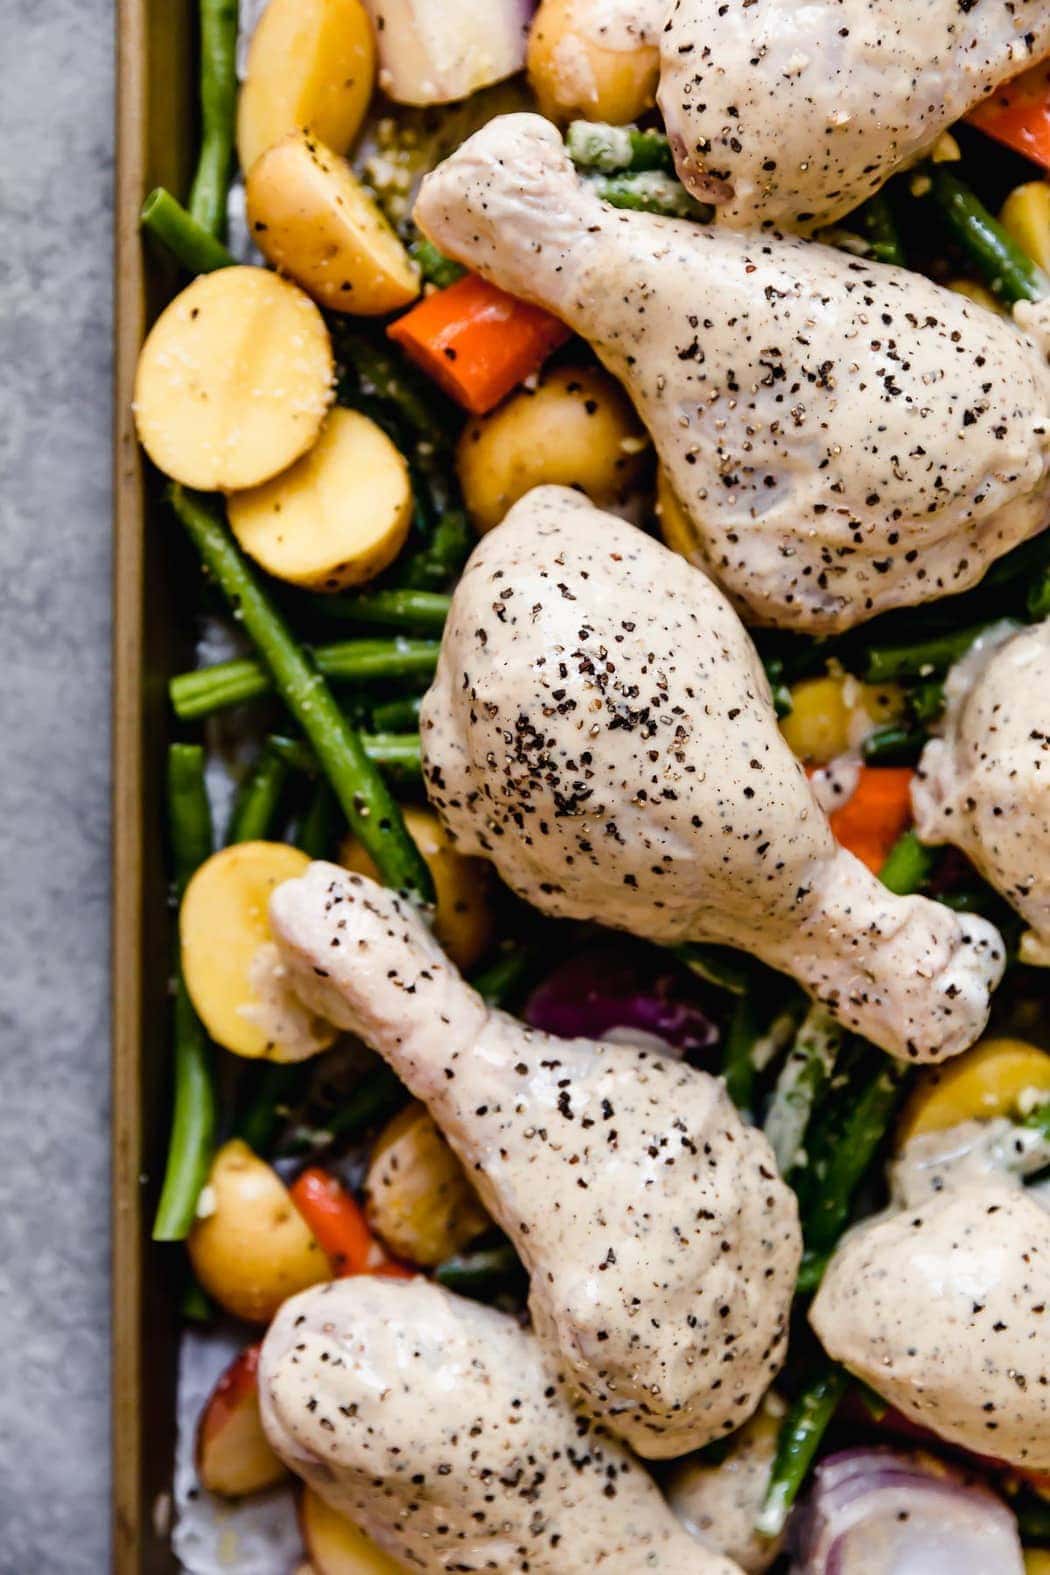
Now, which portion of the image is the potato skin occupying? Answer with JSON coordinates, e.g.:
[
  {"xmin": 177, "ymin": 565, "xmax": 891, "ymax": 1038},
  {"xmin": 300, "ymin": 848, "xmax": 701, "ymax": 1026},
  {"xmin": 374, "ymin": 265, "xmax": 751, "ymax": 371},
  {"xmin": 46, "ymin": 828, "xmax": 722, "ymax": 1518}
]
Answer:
[
  {"xmin": 527, "ymin": 0, "xmax": 660, "ymax": 125},
  {"xmin": 196, "ymin": 1343, "xmax": 288, "ymax": 1498},
  {"xmin": 898, "ymin": 1038, "xmax": 1050, "ymax": 1148},
  {"xmin": 300, "ymin": 1487, "xmax": 404, "ymax": 1574},
  {"xmin": 340, "ymin": 806, "xmax": 493, "ymax": 971},
  {"xmin": 228, "ymin": 408, "xmax": 413, "ymax": 592},
  {"xmin": 364, "ymin": 1102, "xmax": 490, "ymax": 1267},
  {"xmin": 237, "ymin": 0, "xmax": 376, "ymax": 175},
  {"xmin": 188, "ymin": 1141, "xmax": 330, "ymax": 1322},
  {"xmin": 133, "ymin": 267, "xmax": 333, "ymax": 492},
  {"xmin": 246, "ymin": 132, "xmax": 419, "ymax": 316},
  {"xmin": 456, "ymin": 365, "xmax": 649, "ymax": 534}
]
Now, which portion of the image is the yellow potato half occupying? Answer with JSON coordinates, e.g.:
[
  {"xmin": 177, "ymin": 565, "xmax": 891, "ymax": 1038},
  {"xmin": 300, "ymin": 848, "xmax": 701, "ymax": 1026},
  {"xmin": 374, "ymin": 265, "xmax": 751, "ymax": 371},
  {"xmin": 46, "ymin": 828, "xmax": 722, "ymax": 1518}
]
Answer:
[
  {"xmin": 181, "ymin": 842, "xmax": 338, "ymax": 1060},
  {"xmin": 237, "ymin": 0, "xmax": 376, "ymax": 175},
  {"xmin": 246, "ymin": 132, "xmax": 419, "ymax": 316},
  {"xmin": 188, "ymin": 1141, "xmax": 330, "ymax": 1322},
  {"xmin": 898, "ymin": 1037, "xmax": 1050, "ymax": 1147},
  {"xmin": 1000, "ymin": 182, "xmax": 1050, "ymax": 273},
  {"xmin": 364, "ymin": 1101, "xmax": 490, "ymax": 1267},
  {"xmin": 133, "ymin": 267, "xmax": 333, "ymax": 490},
  {"xmin": 341, "ymin": 806, "xmax": 492, "ymax": 972},
  {"xmin": 300, "ymin": 1488, "xmax": 403, "ymax": 1574},
  {"xmin": 456, "ymin": 365, "xmax": 649, "ymax": 534},
  {"xmin": 527, "ymin": 0, "xmax": 660, "ymax": 124},
  {"xmin": 655, "ymin": 467, "xmax": 699, "ymax": 562},
  {"xmin": 228, "ymin": 408, "xmax": 413, "ymax": 592}
]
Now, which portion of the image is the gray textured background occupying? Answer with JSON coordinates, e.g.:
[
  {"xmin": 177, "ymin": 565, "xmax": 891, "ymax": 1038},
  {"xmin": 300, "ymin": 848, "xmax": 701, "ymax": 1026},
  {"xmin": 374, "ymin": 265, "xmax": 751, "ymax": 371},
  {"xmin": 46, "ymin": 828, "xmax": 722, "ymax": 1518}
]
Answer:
[{"xmin": 0, "ymin": 0, "xmax": 114, "ymax": 1567}]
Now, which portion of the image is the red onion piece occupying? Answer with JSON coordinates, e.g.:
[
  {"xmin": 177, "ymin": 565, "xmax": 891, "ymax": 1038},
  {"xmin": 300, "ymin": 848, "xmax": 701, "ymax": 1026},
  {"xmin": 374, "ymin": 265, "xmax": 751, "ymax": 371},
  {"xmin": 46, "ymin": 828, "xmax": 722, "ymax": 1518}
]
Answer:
[
  {"xmin": 791, "ymin": 1448, "xmax": 1024, "ymax": 1574},
  {"xmin": 523, "ymin": 947, "xmax": 718, "ymax": 1060}
]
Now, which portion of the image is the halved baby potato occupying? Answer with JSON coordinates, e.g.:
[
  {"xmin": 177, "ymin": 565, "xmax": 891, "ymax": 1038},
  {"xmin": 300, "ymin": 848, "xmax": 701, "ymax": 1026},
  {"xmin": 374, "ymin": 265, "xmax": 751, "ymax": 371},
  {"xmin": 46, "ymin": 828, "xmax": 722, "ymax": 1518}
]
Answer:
[
  {"xmin": 1000, "ymin": 181, "xmax": 1050, "ymax": 273},
  {"xmin": 181, "ymin": 842, "xmax": 338, "ymax": 1060},
  {"xmin": 340, "ymin": 806, "xmax": 492, "ymax": 971},
  {"xmin": 300, "ymin": 1488, "xmax": 403, "ymax": 1574},
  {"xmin": 228, "ymin": 408, "xmax": 413, "ymax": 592},
  {"xmin": 246, "ymin": 132, "xmax": 419, "ymax": 316},
  {"xmin": 897, "ymin": 1037, "xmax": 1050, "ymax": 1147},
  {"xmin": 133, "ymin": 267, "xmax": 333, "ymax": 491},
  {"xmin": 364, "ymin": 1101, "xmax": 490, "ymax": 1267},
  {"xmin": 655, "ymin": 466, "xmax": 697, "ymax": 563},
  {"xmin": 188, "ymin": 1141, "xmax": 330, "ymax": 1322},
  {"xmin": 455, "ymin": 365, "xmax": 649, "ymax": 534},
  {"xmin": 237, "ymin": 0, "xmax": 376, "ymax": 175},
  {"xmin": 196, "ymin": 1342, "xmax": 288, "ymax": 1497},
  {"xmin": 527, "ymin": 0, "xmax": 660, "ymax": 124}
]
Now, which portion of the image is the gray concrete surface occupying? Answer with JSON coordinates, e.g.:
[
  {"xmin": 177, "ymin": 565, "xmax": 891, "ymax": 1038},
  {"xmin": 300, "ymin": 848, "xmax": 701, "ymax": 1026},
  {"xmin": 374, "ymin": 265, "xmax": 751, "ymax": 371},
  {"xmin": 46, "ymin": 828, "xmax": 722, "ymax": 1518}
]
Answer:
[{"xmin": 0, "ymin": 0, "xmax": 114, "ymax": 1568}]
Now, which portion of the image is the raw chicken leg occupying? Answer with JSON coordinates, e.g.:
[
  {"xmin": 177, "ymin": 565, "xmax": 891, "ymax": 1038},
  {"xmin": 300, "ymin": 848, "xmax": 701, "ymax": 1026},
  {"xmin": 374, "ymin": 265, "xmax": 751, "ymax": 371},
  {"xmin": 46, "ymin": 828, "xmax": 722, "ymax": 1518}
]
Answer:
[
  {"xmin": 912, "ymin": 621, "xmax": 1050, "ymax": 967},
  {"xmin": 657, "ymin": 0, "xmax": 1050, "ymax": 230},
  {"xmin": 260, "ymin": 1277, "xmax": 742, "ymax": 1573},
  {"xmin": 419, "ymin": 488, "xmax": 1005, "ymax": 1062},
  {"xmin": 269, "ymin": 862, "xmax": 802, "ymax": 1458},
  {"xmin": 413, "ymin": 113, "xmax": 1050, "ymax": 634}
]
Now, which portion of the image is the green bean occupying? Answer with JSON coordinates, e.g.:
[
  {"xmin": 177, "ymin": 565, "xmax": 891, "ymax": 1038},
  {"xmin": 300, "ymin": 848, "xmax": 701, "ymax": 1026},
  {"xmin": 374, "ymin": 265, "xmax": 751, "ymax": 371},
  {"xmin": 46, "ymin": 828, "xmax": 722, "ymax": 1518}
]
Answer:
[
  {"xmin": 171, "ymin": 487, "xmax": 434, "ymax": 904},
  {"xmin": 566, "ymin": 120, "xmax": 674, "ymax": 174},
  {"xmin": 470, "ymin": 947, "xmax": 534, "ymax": 1010},
  {"xmin": 296, "ymin": 780, "xmax": 337, "ymax": 860},
  {"xmin": 878, "ymin": 829, "xmax": 937, "ymax": 897},
  {"xmin": 170, "ymin": 638, "xmax": 440, "ymax": 721},
  {"xmin": 675, "ymin": 943, "xmax": 749, "ymax": 995},
  {"xmin": 756, "ymin": 1366, "xmax": 849, "ymax": 1537},
  {"xmin": 1013, "ymin": 1485, "xmax": 1050, "ymax": 1542},
  {"xmin": 1029, "ymin": 568, "xmax": 1050, "ymax": 621},
  {"xmin": 267, "ymin": 732, "xmax": 423, "ymax": 780},
  {"xmin": 435, "ymin": 1243, "xmax": 527, "ymax": 1301},
  {"xmin": 593, "ymin": 171, "xmax": 709, "ymax": 220},
  {"xmin": 303, "ymin": 588, "xmax": 451, "ymax": 633},
  {"xmin": 410, "ymin": 238, "xmax": 466, "ymax": 288},
  {"xmin": 371, "ymin": 695, "xmax": 423, "ymax": 733},
  {"xmin": 763, "ymin": 1006, "xmax": 843, "ymax": 1177},
  {"xmin": 861, "ymin": 723, "xmax": 927, "ymax": 765},
  {"xmin": 723, "ymin": 991, "xmax": 760, "ymax": 1112},
  {"xmin": 327, "ymin": 1063, "xmax": 407, "ymax": 1140},
  {"xmin": 154, "ymin": 744, "xmax": 217, "ymax": 1243},
  {"xmin": 227, "ymin": 745, "xmax": 289, "ymax": 843},
  {"xmin": 140, "ymin": 187, "xmax": 236, "ymax": 273},
  {"xmin": 235, "ymin": 1063, "xmax": 308, "ymax": 1155},
  {"xmin": 1025, "ymin": 1100, "xmax": 1050, "ymax": 1142},
  {"xmin": 187, "ymin": 0, "xmax": 238, "ymax": 238},
  {"xmin": 928, "ymin": 168, "xmax": 1049, "ymax": 305},
  {"xmin": 864, "ymin": 622, "xmax": 990, "ymax": 682},
  {"xmin": 181, "ymin": 1279, "xmax": 214, "ymax": 1322},
  {"xmin": 393, "ymin": 509, "xmax": 473, "ymax": 592},
  {"xmin": 856, "ymin": 190, "xmax": 905, "ymax": 267},
  {"xmin": 910, "ymin": 679, "xmax": 945, "ymax": 724},
  {"xmin": 339, "ymin": 331, "xmax": 452, "ymax": 445}
]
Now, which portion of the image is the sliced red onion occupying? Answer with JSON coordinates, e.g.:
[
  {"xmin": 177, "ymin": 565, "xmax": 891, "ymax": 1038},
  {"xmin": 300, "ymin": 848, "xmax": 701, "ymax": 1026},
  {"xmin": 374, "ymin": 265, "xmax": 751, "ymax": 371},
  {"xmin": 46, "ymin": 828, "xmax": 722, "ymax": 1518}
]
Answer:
[
  {"xmin": 791, "ymin": 1448, "xmax": 1024, "ymax": 1574},
  {"xmin": 362, "ymin": 0, "xmax": 535, "ymax": 106},
  {"xmin": 524, "ymin": 947, "xmax": 718, "ymax": 1061}
]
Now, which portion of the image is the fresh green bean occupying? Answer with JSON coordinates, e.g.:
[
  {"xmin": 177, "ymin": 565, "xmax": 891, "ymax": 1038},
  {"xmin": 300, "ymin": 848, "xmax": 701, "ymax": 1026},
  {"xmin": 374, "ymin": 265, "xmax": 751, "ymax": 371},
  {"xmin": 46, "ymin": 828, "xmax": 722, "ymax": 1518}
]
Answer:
[
  {"xmin": 227, "ymin": 745, "xmax": 289, "ymax": 843},
  {"xmin": 371, "ymin": 695, "xmax": 423, "ymax": 733},
  {"xmin": 235, "ymin": 1063, "xmax": 308, "ymax": 1155},
  {"xmin": 910, "ymin": 680, "xmax": 945, "ymax": 724},
  {"xmin": 267, "ymin": 732, "xmax": 423, "ymax": 780},
  {"xmin": 339, "ymin": 331, "xmax": 452, "ymax": 445},
  {"xmin": 327, "ymin": 1063, "xmax": 407, "ymax": 1140},
  {"xmin": 593, "ymin": 171, "xmax": 708, "ymax": 220},
  {"xmin": 170, "ymin": 638, "xmax": 440, "ymax": 721},
  {"xmin": 435, "ymin": 1243, "xmax": 527, "ymax": 1301},
  {"xmin": 154, "ymin": 744, "xmax": 217, "ymax": 1243},
  {"xmin": 181, "ymin": 1280, "xmax": 214, "ymax": 1322},
  {"xmin": 393, "ymin": 509, "xmax": 473, "ymax": 592},
  {"xmin": 763, "ymin": 1006, "xmax": 843, "ymax": 1177},
  {"xmin": 1029, "ymin": 568, "xmax": 1050, "ymax": 621},
  {"xmin": 187, "ymin": 0, "xmax": 238, "ymax": 238},
  {"xmin": 864, "ymin": 622, "xmax": 990, "ymax": 682},
  {"xmin": 140, "ymin": 187, "xmax": 236, "ymax": 273},
  {"xmin": 861, "ymin": 723, "xmax": 927, "ymax": 765},
  {"xmin": 675, "ymin": 943, "xmax": 749, "ymax": 995},
  {"xmin": 857, "ymin": 190, "xmax": 905, "ymax": 267},
  {"xmin": 723, "ymin": 991, "xmax": 760, "ymax": 1112},
  {"xmin": 410, "ymin": 238, "xmax": 466, "ymax": 288},
  {"xmin": 756, "ymin": 1366, "xmax": 849, "ymax": 1537},
  {"xmin": 295, "ymin": 780, "xmax": 336, "ymax": 860},
  {"xmin": 171, "ymin": 488, "xmax": 435, "ymax": 903},
  {"xmin": 470, "ymin": 947, "xmax": 534, "ymax": 1009},
  {"xmin": 566, "ymin": 120, "xmax": 674, "ymax": 174},
  {"xmin": 928, "ymin": 168, "xmax": 1049, "ymax": 305},
  {"xmin": 878, "ymin": 829, "xmax": 937, "ymax": 896},
  {"xmin": 1025, "ymin": 1100, "xmax": 1050, "ymax": 1142},
  {"xmin": 303, "ymin": 588, "xmax": 451, "ymax": 633}
]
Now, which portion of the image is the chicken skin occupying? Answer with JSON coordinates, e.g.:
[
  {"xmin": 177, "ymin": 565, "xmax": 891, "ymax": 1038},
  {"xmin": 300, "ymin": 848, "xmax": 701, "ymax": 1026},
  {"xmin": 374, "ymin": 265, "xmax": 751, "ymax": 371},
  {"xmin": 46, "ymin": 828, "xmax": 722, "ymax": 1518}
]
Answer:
[
  {"xmin": 414, "ymin": 113, "xmax": 1050, "ymax": 634},
  {"xmin": 260, "ymin": 1277, "xmax": 742, "ymax": 1573},
  {"xmin": 913, "ymin": 620, "xmax": 1050, "ymax": 967},
  {"xmin": 269, "ymin": 862, "xmax": 802, "ymax": 1458},
  {"xmin": 657, "ymin": 0, "xmax": 1050, "ymax": 230},
  {"xmin": 419, "ymin": 488, "xmax": 1004, "ymax": 1063}
]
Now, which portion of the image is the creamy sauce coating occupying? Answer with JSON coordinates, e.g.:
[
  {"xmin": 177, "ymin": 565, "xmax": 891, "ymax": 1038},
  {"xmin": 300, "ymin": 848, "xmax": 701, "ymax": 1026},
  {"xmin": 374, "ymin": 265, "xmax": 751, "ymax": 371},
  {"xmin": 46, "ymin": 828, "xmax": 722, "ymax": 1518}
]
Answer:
[
  {"xmin": 269, "ymin": 863, "xmax": 802, "ymax": 1457},
  {"xmin": 414, "ymin": 114, "xmax": 1050, "ymax": 634}
]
